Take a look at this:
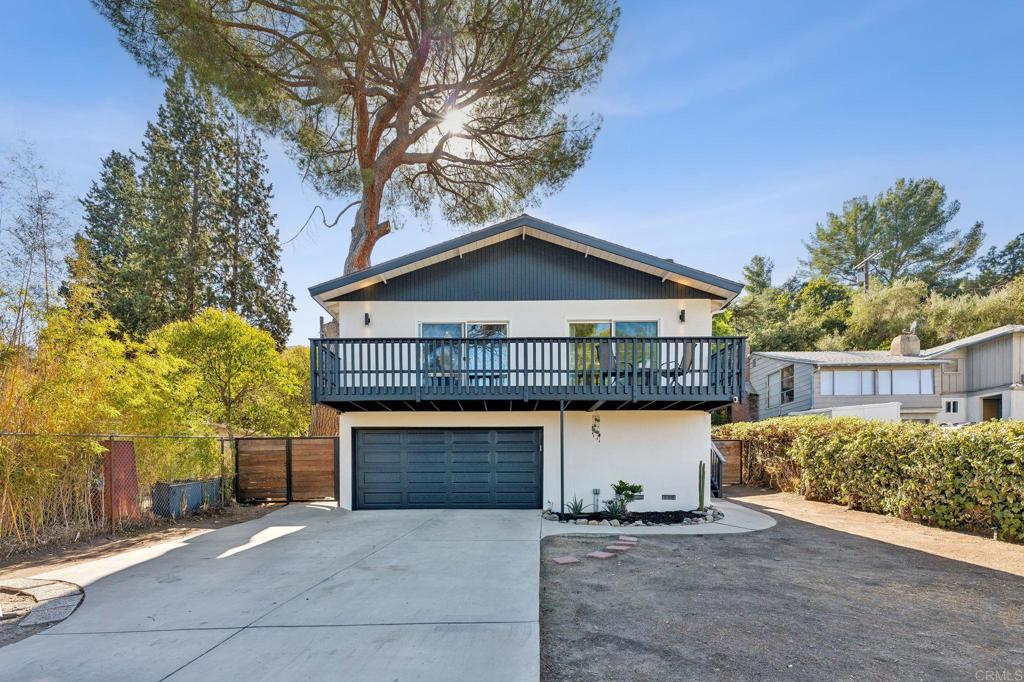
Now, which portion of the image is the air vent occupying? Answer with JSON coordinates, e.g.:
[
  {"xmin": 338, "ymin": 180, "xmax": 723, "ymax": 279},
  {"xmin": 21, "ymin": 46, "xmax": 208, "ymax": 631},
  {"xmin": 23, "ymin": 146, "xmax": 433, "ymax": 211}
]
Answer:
[
  {"xmin": 633, "ymin": 494, "xmax": 644, "ymax": 500},
  {"xmin": 661, "ymin": 494, "xmax": 676, "ymax": 501}
]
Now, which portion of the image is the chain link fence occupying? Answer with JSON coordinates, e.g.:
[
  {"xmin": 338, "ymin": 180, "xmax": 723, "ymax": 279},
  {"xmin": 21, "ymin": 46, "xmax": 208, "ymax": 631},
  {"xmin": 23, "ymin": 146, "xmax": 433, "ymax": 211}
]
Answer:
[{"xmin": 0, "ymin": 433, "xmax": 236, "ymax": 557}]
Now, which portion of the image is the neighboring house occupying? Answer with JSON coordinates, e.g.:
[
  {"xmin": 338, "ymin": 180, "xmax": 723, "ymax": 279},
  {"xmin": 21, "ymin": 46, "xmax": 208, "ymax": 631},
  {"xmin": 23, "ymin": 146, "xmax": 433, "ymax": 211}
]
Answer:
[
  {"xmin": 308, "ymin": 215, "xmax": 745, "ymax": 512},
  {"xmin": 749, "ymin": 325, "xmax": 1024, "ymax": 423}
]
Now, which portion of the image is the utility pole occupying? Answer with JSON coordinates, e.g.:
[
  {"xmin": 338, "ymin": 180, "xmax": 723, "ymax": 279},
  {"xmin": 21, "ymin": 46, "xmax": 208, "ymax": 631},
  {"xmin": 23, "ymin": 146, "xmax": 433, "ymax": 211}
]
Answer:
[{"xmin": 854, "ymin": 252, "xmax": 881, "ymax": 291}]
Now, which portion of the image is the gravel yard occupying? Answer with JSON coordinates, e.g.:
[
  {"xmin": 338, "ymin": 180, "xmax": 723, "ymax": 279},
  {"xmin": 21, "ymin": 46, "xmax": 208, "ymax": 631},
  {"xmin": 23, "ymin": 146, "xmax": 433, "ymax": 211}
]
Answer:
[{"xmin": 540, "ymin": 495, "xmax": 1024, "ymax": 681}]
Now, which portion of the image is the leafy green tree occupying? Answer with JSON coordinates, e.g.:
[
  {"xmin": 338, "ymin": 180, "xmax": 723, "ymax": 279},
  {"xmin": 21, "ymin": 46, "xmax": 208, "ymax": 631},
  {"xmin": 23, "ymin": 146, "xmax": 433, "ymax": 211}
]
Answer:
[
  {"xmin": 96, "ymin": 0, "xmax": 620, "ymax": 274},
  {"xmin": 805, "ymin": 178, "xmax": 984, "ymax": 288},
  {"xmin": 741, "ymin": 255, "xmax": 774, "ymax": 294},
  {"xmin": 154, "ymin": 309, "xmax": 304, "ymax": 436},
  {"xmin": 842, "ymin": 278, "xmax": 928, "ymax": 349}
]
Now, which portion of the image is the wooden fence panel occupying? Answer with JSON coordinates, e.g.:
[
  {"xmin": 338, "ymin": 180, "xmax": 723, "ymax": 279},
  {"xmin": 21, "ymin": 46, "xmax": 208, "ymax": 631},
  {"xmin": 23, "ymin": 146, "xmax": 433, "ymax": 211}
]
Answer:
[
  {"xmin": 237, "ymin": 438, "xmax": 288, "ymax": 501},
  {"xmin": 236, "ymin": 437, "xmax": 337, "ymax": 502},
  {"xmin": 291, "ymin": 438, "xmax": 336, "ymax": 501},
  {"xmin": 712, "ymin": 439, "xmax": 744, "ymax": 485}
]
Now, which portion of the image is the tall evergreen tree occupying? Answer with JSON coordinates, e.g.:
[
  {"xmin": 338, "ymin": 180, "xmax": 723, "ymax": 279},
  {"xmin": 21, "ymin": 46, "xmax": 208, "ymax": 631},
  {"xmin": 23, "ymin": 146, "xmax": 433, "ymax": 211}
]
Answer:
[
  {"xmin": 76, "ymin": 67, "xmax": 293, "ymax": 346},
  {"xmin": 216, "ymin": 117, "xmax": 292, "ymax": 345},
  {"xmin": 79, "ymin": 150, "xmax": 148, "ymax": 334}
]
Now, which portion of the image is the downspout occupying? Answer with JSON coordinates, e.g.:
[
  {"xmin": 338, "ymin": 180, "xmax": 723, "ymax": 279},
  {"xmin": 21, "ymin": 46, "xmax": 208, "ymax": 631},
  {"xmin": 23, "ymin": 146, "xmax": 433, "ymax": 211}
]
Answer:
[{"xmin": 560, "ymin": 400, "xmax": 566, "ymax": 514}]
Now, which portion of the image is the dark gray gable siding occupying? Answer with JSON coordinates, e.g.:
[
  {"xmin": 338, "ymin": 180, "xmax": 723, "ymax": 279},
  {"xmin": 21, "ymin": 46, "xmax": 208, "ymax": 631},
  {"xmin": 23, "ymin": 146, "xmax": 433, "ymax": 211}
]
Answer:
[{"xmin": 330, "ymin": 236, "xmax": 718, "ymax": 302}]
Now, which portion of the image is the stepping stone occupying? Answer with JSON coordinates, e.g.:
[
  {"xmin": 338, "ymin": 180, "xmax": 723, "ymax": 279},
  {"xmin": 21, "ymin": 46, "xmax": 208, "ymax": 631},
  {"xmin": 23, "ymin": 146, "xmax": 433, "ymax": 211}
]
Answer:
[
  {"xmin": 551, "ymin": 555, "xmax": 580, "ymax": 565},
  {"xmin": 618, "ymin": 535, "xmax": 639, "ymax": 543},
  {"xmin": 605, "ymin": 544, "xmax": 631, "ymax": 552},
  {"xmin": 586, "ymin": 551, "xmax": 615, "ymax": 560}
]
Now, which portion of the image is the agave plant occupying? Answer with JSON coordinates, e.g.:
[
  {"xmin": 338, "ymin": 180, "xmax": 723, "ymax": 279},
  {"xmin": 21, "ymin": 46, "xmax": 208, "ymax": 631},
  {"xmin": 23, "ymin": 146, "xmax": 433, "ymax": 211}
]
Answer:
[{"xmin": 566, "ymin": 495, "xmax": 589, "ymax": 516}]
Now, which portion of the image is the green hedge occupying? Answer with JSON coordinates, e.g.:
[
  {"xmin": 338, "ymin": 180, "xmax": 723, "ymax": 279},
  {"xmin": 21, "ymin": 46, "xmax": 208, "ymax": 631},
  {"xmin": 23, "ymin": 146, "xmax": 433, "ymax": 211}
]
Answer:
[{"xmin": 714, "ymin": 417, "xmax": 1024, "ymax": 542}]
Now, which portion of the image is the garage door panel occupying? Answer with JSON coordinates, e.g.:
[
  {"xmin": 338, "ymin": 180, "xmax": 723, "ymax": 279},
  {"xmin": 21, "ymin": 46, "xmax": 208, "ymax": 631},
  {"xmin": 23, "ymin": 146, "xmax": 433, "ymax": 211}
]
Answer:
[{"xmin": 354, "ymin": 428, "xmax": 541, "ymax": 509}]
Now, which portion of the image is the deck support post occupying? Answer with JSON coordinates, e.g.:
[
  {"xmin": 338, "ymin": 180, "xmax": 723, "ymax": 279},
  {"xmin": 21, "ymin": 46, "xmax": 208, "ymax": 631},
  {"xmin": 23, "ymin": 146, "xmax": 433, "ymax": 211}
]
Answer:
[{"xmin": 559, "ymin": 400, "xmax": 566, "ymax": 514}]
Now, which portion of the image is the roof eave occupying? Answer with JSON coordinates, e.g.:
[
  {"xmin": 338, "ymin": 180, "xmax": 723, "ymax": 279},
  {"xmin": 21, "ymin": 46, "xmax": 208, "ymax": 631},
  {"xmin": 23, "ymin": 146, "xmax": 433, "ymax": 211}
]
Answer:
[{"xmin": 308, "ymin": 215, "xmax": 743, "ymax": 303}]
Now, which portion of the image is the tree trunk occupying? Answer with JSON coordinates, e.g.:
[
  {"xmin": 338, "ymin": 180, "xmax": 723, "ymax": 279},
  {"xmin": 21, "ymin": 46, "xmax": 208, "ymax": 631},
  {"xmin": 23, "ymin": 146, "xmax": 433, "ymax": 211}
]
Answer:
[{"xmin": 343, "ymin": 191, "xmax": 391, "ymax": 275}]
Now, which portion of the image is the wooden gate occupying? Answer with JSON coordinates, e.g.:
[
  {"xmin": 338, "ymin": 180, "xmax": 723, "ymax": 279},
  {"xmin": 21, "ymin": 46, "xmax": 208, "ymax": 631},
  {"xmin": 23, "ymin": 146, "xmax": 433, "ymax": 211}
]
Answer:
[
  {"xmin": 236, "ymin": 437, "xmax": 338, "ymax": 502},
  {"xmin": 712, "ymin": 439, "xmax": 744, "ymax": 485}
]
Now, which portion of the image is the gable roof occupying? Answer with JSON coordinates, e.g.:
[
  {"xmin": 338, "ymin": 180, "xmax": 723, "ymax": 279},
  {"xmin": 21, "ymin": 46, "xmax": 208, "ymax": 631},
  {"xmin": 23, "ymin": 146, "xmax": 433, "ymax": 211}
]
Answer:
[
  {"xmin": 309, "ymin": 214, "xmax": 743, "ymax": 305},
  {"xmin": 753, "ymin": 350, "xmax": 948, "ymax": 367},
  {"xmin": 921, "ymin": 324, "xmax": 1024, "ymax": 357}
]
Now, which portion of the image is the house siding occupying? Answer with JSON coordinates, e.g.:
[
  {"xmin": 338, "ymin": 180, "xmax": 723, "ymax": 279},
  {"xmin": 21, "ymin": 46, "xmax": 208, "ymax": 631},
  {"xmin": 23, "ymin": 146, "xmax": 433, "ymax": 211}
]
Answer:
[
  {"xmin": 748, "ymin": 355, "xmax": 813, "ymax": 418},
  {"xmin": 331, "ymin": 236, "xmax": 718, "ymax": 302},
  {"xmin": 966, "ymin": 335, "xmax": 1015, "ymax": 392},
  {"xmin": 939, "ymin": 349, "xmax": 967, "ymax": 394}
]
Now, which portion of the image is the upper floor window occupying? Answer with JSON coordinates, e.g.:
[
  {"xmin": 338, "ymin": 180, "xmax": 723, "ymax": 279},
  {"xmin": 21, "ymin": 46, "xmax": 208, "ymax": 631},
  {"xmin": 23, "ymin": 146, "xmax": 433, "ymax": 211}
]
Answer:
[
  {"xmin": 768, "ymin": 365, "xmax": 795, "ymax": 407},
  {"xmin": 943, "ymin": 358, "xmax": 962, "ymax": 374}
]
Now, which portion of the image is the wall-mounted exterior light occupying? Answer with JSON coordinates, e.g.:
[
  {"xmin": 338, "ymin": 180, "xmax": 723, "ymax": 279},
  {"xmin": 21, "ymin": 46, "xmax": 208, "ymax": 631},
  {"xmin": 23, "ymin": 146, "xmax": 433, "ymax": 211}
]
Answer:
[
  {"xmin": 679, "ymin": 309, "xmax": 686, "ymax": 322},
  {"xmin": 364, "ymin": 312, "xmax": 371, "ymax": 326}
]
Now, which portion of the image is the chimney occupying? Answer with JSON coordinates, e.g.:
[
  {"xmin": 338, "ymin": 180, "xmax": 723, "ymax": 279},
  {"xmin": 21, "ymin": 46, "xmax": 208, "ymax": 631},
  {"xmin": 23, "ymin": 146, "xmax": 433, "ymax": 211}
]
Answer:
[{"xmin": 890, "ymin": 331, "xmax": 921, "ymax": 357}]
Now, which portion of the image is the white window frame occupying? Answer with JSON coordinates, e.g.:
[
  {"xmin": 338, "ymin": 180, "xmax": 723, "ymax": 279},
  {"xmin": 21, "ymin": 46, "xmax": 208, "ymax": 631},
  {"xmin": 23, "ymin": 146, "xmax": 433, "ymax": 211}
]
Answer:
[
  {"xmin": 945, "ymin": 400, "xmax": 959, "ymax": 414},
  {"xmin": 878, "ymin": 370, "xmax": 892, "ymax": 395},
  {"xmin": 942, "ymin": 358, "xmax": 962, "ymax": 375}
]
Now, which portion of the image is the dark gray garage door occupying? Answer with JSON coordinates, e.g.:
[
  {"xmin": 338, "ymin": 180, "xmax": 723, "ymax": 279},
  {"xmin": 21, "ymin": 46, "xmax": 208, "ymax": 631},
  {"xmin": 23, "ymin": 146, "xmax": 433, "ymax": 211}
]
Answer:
[{"xmin": 353, "ymin": 428, "xmax": 542, "ymax": 509}]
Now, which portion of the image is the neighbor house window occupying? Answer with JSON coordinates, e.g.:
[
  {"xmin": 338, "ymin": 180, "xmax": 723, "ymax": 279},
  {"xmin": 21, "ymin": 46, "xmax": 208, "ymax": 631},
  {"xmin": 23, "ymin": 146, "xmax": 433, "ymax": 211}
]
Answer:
[
  {"xmin": 768, "ymin": 370, "xmax": 781, "ymax": 408},
  {"xmin": 860, "ymin": 371, "xmax": 875, "ymax": 395},
  {"xmin": 767, "ymin": 365, "xmax": 794, "ymax": 407},
  {"xmin": 834, "ymin": 370, "xmax": 861, "ymax": 395},
  {"xmin": 820, "ymin": 370, "xmax": 834, "ymax": 395},
  {"xmin": 780, "ymin": 365, "xmax": 795, "ymax": 404},
  {"xmin": 945, "ymin": 400, "xmax": 959, "ymax": 414},
  {"xmin": 943, "ymin": 359, "xmax": 962, "ymax": 374},
  {"xmin": 878, "ymin": 370, "xmax": 892, "ymax": 395},
  {"xmin": 890, "ymin": 369, "xmax": 935, "ymax": 395}
]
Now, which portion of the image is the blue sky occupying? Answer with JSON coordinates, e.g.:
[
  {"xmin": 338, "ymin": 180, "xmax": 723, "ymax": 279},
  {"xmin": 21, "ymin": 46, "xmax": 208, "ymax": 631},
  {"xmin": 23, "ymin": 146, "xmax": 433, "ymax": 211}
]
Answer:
[{"xmin": 2, "ymin": 1, "xmax": 1022, "ymax": 345}]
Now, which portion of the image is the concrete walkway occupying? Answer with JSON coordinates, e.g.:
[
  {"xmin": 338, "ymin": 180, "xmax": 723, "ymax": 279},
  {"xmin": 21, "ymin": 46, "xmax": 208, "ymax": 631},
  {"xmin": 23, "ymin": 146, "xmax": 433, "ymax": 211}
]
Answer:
[{"xmin": 0, "ymin": 505, "xmax": 540, "ymax": 682}]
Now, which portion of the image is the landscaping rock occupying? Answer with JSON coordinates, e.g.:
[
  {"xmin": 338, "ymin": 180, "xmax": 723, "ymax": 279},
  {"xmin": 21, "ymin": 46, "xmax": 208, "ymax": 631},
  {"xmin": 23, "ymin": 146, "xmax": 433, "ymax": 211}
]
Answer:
[
  {"xmin": 575, "ymin": 519, "xmax": 589, "ymax": 525},
  {"xmin": 618, "ymin": 535, "xmax": 638, "ymax": 543},
  {"xmin": 551, "ymin": 555, "xmax": 580, "ymax": 565},
  {"xmin": 585, "ymin": 551, "xmax": 615, "ymax": 560},
  {"xmin": 609, "ymin": 519, "xmax": 620, "ymax": 527},
  {"xmin": 588, "ymin": 520, "xmax": 599, "ymax": 526},
  {"xmin": 605, "ymin": 544, "xmax": 631, "ymax": 552},
  {"xmin": 599, "ymin": 520, "xmax": 611, "ymax": 526}
]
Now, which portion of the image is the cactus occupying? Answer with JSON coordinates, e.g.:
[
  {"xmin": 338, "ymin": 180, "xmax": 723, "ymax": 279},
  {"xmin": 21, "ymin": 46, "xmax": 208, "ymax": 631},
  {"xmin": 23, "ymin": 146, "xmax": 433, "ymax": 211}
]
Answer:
[{"xmin": 697, "ymin": 460, "xmax": 706, "ymax": 512}]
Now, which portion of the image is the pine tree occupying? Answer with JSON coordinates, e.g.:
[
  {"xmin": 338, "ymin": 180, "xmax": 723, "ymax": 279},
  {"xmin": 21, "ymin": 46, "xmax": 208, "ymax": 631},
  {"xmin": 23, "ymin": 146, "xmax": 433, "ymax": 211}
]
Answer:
[
  {"xmin": 216, "ymin": 116, "xmax": 293, "ymax": 346},
  {"xmin": 78, "ymin": 150, "xmax": 148, "ymax": 334},
  {"xmin": 138, "ymin": 66, "xmax": 227, "ymax": 328},
  {"xmin": 76, "ymin": 67, "xmax": 293, "ymax": 345}
]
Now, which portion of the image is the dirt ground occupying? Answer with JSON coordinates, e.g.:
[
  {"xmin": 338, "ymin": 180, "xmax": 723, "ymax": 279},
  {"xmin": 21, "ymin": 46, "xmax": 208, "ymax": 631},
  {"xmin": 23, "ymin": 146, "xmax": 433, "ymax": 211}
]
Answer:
[
  {"xmin": 540, "ymin": 487, "xmax": 1024, "ymax": 681},
  {"xmin": 0, "ymin": 502, "xmax": 280, "ymax": 580}
]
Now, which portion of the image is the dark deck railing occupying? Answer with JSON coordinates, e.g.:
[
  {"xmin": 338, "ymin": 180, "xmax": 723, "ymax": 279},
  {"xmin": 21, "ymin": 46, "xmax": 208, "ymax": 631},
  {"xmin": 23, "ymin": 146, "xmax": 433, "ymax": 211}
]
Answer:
[{"xmin": 311, "ymin": 336, "xmax": 745, "ymax": 407}]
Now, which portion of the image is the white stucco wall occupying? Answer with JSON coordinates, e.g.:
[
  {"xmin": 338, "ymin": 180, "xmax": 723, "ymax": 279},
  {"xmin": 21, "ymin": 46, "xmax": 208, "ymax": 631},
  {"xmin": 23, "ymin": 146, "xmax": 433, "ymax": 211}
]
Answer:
[
  {"xmin": 337, "ymin": 410, "xmax": 711, "ymax": 512},
  {"xmin": 331, "ymin": 298, "xmax": 716, "ymax": 338}
]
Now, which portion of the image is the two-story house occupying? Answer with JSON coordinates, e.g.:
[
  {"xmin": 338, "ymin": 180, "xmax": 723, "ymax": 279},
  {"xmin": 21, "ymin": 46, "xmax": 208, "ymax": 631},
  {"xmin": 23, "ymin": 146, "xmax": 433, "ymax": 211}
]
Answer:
[
  {"xmin": 748, "ymin": 325, "xmax": 1024, "ymax": 423},
  {"xmin": 308, "ymin": 215, "xmax": 745, "ymax": 512}
]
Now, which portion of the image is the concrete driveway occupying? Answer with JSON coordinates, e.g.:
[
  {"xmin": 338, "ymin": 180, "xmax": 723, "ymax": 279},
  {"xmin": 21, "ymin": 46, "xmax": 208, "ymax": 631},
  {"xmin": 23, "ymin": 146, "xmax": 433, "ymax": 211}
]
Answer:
[{"xmin": 1, "ymin": 505, "xmax": 540, "ymax": 682}]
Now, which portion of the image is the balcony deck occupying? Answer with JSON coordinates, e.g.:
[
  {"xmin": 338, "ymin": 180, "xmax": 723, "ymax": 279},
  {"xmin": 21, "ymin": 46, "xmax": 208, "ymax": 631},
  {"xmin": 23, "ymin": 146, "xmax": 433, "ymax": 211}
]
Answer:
[{"xmin": 311, "ymin": 336, "xmax": 745, "ymax": 412}]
